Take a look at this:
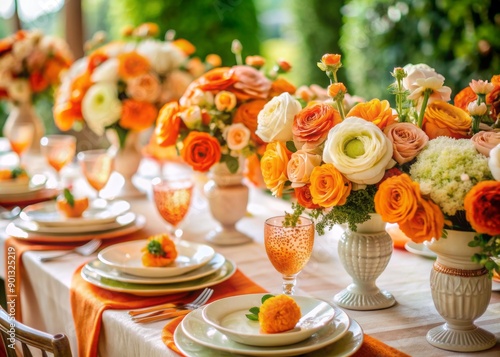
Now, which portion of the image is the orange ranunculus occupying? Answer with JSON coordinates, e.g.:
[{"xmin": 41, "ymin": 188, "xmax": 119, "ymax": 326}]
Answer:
[
  {"xmin": 205, "ymin": 54, "xmax": 222, "ymax": 68},
  {"xmin": 464, "ymin": 181, "xmax": 500, "ymax": 236},
  {"xmin": 295, "ymin": 185, "xmax": 321, "ymax": 209},
  {"xmin": 155, "ymin": 102, "xmax": 182, "ymax": 147},
  {"xmin": 321, "ymin": 54, "xmax": 341, "ymax": 66},
  {"xmin": 487, "ymin": 75, "xmax": 500, "ymax": 120},
  {"xmin": 423, "ymin": 101, "xmax": 472, "ymax": 139},
  {"xmin": 29, "ymin": 71, "xmax": 49, "ymax": 93},
  {"xmin": 119, "ymin": 99, "xmax": 158, "ymax": 131},
  {"xmin": 399, "ymin": 199, "xmax": 444, "ymax": 244},
  {"xmin": 374, "ymin": 173, "xmax": 422, "ymax": 223},
  {"xmin": 117, "ymin": 51, "xmax": 150, "ymax": 79},
  {"xmin": 293, "ymin": 102, "xmax": 341, "ymax": 145},
  {"xmin": 181, "ymin": 132, "xmax": 222, "ymax": 172},
  {"xmin": 454, "ymin": 86, "xmax": 477, "ymax": 112},
  {"xmin": 260, "ymin": 142, "xmax": 290, "ymax": 197},
  {"xmin": 233, "ymin": 99, "xmax": 267, "ymax": 145},
  {"xmin": 54, "ymin": 102, "xmax": 82, "ymax": 131},
  {"xmin": 186, "ymin": 67, "xmax": 235, "ymax": 94},
  {"xmin": 70, "ymin": 72, "xmax": 92, "ymax": 104},
  {"xmin": 0, "ymin": 37, "xmax": 13, "ymax": 55},
  {"xmin": 87, "ymin": 51, "xmax": 109, "ymax": 73},
  {"xmin": 269, "ymin": 78, "xmax": 296, "ymax": 98},
  {"xmin": 44, "ymin": 58, "xmax": 67, "ymax": 84},
  {"xmin": 172, "ymin": 39, "xmax": 196, "ymax": 56},
  {"xmin": 309, "ymin": 163, "xmax": 351, "ymax": 207},
  {"xmin": 346, "ymin": 99, "xmax": 397, "ymax": 130}
]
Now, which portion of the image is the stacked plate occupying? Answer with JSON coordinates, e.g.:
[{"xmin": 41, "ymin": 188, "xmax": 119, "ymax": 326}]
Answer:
[
  {"xmin": 6, "ymin": 198, "xmax": 145, "ymax": 242},
  {"xmin": 81, "ymin": 240, "xmax": 236, "ymax": 296},
  {"xmin": 175, "ymin": 294, "xmax": 364, "ymax": 356},
  {"xmin": 0, "ymin": 174, "xmax": 53, "ymax": 203}
]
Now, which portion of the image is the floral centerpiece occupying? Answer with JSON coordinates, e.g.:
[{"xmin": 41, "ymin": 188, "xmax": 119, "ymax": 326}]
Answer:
[{"xmin": 54, "ymin": 23, "xmax": 200, "ymax": 148}]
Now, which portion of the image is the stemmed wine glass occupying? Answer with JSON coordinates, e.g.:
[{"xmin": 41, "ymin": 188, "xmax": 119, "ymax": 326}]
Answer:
[
  {"xmin": 6, "ymin": 122, "xmax": 34, "ymax": 164},
  {"xmin": 152, "ymin": 176, "xmax": 194, "ymax": 243},
  {"xmin": 40, "ymin": 135, "xmax": 77, "ymax": 186},
  {"xmin": 77, "ymin": 149, "xmax": 115, "ymax": 198},
  {"xmin": 264, "ymin": 216, "xmax": 315, "ymax": 295}
]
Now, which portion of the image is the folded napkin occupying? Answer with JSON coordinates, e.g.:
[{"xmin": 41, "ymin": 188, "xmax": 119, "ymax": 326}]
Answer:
[
  {"xmin": 386, "ymin": 223, "xmax": 411, "ymax": 250},
  {"xmin": 71, "ymin": 266, "xmax": 266, "ymax": 357}
]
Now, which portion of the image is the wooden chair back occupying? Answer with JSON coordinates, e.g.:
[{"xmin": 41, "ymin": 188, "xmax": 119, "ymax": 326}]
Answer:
[{"xmin": 0, "ymin": 308, "xmax": 72, "ymax": 357}]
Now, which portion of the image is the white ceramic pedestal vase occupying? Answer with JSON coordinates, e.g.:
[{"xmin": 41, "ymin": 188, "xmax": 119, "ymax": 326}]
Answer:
[
  {"xmin": 334, "ymin": 213, "xmax": 396, "ymax": 310},
  {"xmin": 424, "ymin": 230, "xmax": 495, "ymax": 352},
  {"xmin": 3, "ymin": 102, "xmax": 44, "ymax": 154},
  {"xmin": 203, "ymin": 161, "xmax": 252, "ymax": 246},
  {"xmin": 106, "ymin": 130, "xmax": 144, "ymax": 198}
]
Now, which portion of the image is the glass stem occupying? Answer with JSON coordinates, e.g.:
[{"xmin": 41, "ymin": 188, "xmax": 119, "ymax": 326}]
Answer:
[{"xmin": 282, "ymin": 274, "xmax": 297, "ymax": 295}]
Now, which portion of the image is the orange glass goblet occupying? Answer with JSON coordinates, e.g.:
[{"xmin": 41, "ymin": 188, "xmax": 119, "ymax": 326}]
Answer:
[
  {"xmin": 40, "ymin": 135, "xmax": 77, "ymax": 185},
  {"xmin": 152, "ymin": 177, "xmax": 194, "ymax": 243},
  {"xmin": 6, "ymin": 122, "xmax": 34, "ymax": 162},
  {"xmin": 77, "ymin": 149, "xmax": 115, "ymax": 198},
  {"xmin": 264, "ymin": 216, "xmax": 315, "ymax": 295}
]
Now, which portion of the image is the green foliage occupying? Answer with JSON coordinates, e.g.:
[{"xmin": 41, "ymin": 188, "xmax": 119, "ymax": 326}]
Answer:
[
  {"xmin": 63, "ymin": 188, "xmax": 75, "ymax": 208},
  {"xmin": 245, "ymin": 294, "xmax": 274, "ymax": 321},
  {"xmin": 147, "ymin": 239, "xmax": 165, "ymax": 256},
  {"xmin": 340, "ymin": 0, "xmax": 500, "ymax": 101},
  {"xmin": 108, "ymin": 0, "xmax": 261, "ymax": 66},
  {"xmin": 469, "ymin": 233, "xmax": 500, "ymax": 277}
]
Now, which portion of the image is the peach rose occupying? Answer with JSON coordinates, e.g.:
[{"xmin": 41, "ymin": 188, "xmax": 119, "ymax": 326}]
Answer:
[
  {"xmin": 469, "ymin": 79, "xmax": 494, "ymax": 95},
  {"xmin": 471, "ymin": 131, "xmax": 500, "ymax": 157},
  {"xmin": 230, "ymin": 65, "xmax": 271, "ymax": 100},
  {"xmin": 384, "ymin": 123, "xmax": 429, "ymax": 164},
  {"xmin": 269, "ymin": 77, "xmax": 296, "ymax": 97},
  {"xmin": 464, "ymin": 181, "xmax": 500, "ymax": 236},
  {"xmin": 346, "ymin": 99, "xmax": 397, "ymax": 130},
  {"xmin": 126, "ymin": 73, "xmax": 161, "ymax": 103},
  {"xmin": 454, "ymin": 86, "xmax": 477, "ymax": 112},
  {"xmin": 375, "ymin": 173, "xmax": 422, "ymax": 223},
  {"xmin": 117, "ymin": 51, "xmax": 150, "ymax": 79},
  {"xmin": 194, "ymin": 67, "xmax": 236, "ymax": 93},
  {"xmin": 234, "ymin": 99, "xmax": 267, "ymax": 145},
  {"xmin": 223, "ymin": 123, "xmax": 251, "ymax": 151},
  {"xmin": 295, "ymin": 185, "xmax": 321, "ymax": 209},
  {"xmin": 295, "ymin": 86, "xmax": 315, "ymax": 102},
  {"xmin": 214, "ymin": 90, "xmax": 237, "ymax": 112},
  {"xmin": 160, "ymin": 70, "xmax": 193, "ymax": 104},
  {"xmin": 309, "ymin": 163, "xmax": 351, "ymax": 207},
  {"xmin": 293, "ymin": 102, "xmax": 341, "ymax": 146},
  {"xmin": 287, "ymin": 150, "xmax": 322, "ymax": 188},
  {"xmin": 422, "ymin": 101, "xmax": 472, "ymax": 139},
  {"xmin": 181, "ymin": 132, "xmax": 221, "ymax": 172},
  {"xmin": 155, "ymin": 102, "xmax": 182, "ymax": 147},
  {"xmin": 119, "ymin": 99, "xmax": 157, "ymax": 131},
  {"xmin": 399, "ymin": 199, "xmax": 445, "ymax": 244},
  {"xmin": 260, "ymin": 142, "xmax": 290, "ymax": 197}
]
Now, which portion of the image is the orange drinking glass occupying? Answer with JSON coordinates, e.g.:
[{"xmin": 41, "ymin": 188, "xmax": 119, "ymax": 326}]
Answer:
[
  {"xmin": 40, "ymin": 135, "xmax": 77, "ymax": 170},
  {"xmin": 77, "ymin": 149, "xmax": 115, "ymax": 197},
  {"xmin": 6, "ymin": 123, "xmax": 34, "ymax": 162}
]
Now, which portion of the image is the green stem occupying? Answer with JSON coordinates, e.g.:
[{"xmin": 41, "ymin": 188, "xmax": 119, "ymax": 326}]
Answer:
[
  {"xmin": 235, "ymin": 53, "xmax": 242, "ymax": 66},
  {"xmin": 471, "ymin": 116, "xmax": 481, "ymax": 134},
  {"xmin": 396, "ymin": 78, "xmax": 405, "ymax": 122},
  {"xmin": 417, "ymin": 89, "xmax": 431, "ymax": 128}
]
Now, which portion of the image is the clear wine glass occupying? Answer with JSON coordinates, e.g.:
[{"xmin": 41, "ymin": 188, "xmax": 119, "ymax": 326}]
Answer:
[
  {"xmin": 40, "ymin": 135, "xmax": 76, "ymax": 186},
  {"xmin": 77, "ymin": 149, "xmax": 115, "ymax": 198},
  {"xmin": 152, "ymin": 176, "xmax": 194, "ymax": 243},
  {"xmin": 6, "ymin": 122, "xmax": 34, "ymax": 164},
  {"xmin": 264, "ymin": 216, "xmax": 315, "ymax": 295}
]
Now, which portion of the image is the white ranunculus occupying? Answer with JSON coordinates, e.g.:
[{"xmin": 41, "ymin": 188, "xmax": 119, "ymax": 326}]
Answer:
[
  {"xmin": 256, "ymin": 92, "xmax": 302, "ymax": 143},
  {"xmin": 8, "ymin": 79, "xmax": 31, "ymax": 103},
  {"xmin": 489, "ymin": 144, "xmax": 500, "ymax": 181},
  {"xmin": 91, "ymin": 58, "xmax": 119, "ymax": 83},
  {"xmin": 323, "ymin": 116, "xmax": 394, "ymax": 185},
  {"xmin": 81, "ymin": 83, "xmax": 122, "ymax": 135},
  {"xmin": 137, "ymin": 40, "xmax": 186, "ymax": 75},
  {"xmin": 287, "ymin": 150, "xmax": 322, "ymax": 188}
]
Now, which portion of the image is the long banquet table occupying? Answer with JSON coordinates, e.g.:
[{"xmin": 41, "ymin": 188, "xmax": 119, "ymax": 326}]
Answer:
[{"xmin": 0, "ymin": 157, "xmax": 499, "ymax": 357}]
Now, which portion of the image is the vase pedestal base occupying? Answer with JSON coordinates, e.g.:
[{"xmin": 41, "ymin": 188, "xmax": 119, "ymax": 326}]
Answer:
[
  {"xmin": 333, "ymin": 285, "xmax": 396, "ymax": 311},
  {"xmin": 426, "ymin": 324, "xmax": 496, "ymax": 352},
  {"xmin": 205, "ymin": 226, "xmax": 252, "ymax": 246}
]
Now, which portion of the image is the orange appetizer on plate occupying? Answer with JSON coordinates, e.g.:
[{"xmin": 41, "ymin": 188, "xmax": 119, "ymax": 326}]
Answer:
[
  {"xmin": 0, "ymin": 167, "xmax": 29, "ymax": 182},
  {"xmin": 56, "ymin": 188, "xmax": 89, "ymax": 218},
  {"xmin": 141, "ymin": 234, "xmax": 178, "ymax": 267},
  {"xmin": 247, "ymin": 294, "xmax": 302, "ymax": 334}
]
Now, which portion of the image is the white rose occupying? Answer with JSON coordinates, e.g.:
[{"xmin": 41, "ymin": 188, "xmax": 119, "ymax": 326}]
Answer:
[
  {"xmin": 323, "ymin": 116, "xmax": 394, "ymax": 185},
  {"xmin": 223, "ymin": 123, "xmax": 251, "ymax": 151},
  {"xmin": 180, "ymin": 106, "xmax": 202, "ymax": 129},
  {"xmin": 179, "ymin": 88, "xmax": 213, "ymax": 107},
  {"xmin": 489, "ymin": 144, "xmax": 500, "ymax": 181},
  {"xmin": 256, "ymin": 92, "xmax": 302, "ymax": 142},
  {"xmin": 81, "ymin": 83, "xmax": 122, "ymax": 135},
  {"xmin": 287, "ymin": 149, "xmax": 322, "ymax": 188},
  {"xmin": 8, "ymin": 79, "xmax": 31, "ymax": 103},
  {"xmin": 137, "ymin": 40, "xmax": 186, "ymax": 75},
  {"xmin": 403, "ymin": 63, "xmax": 451, "ymax": 105},
  {"xmin": 91, "ymin": 58, "xmax": 119, "ymax": 83}
]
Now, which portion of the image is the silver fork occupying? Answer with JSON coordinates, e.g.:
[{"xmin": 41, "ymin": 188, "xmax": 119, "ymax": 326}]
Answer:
[
  {"xmin": 39, "ymin": 239, "xmax": 102, "ymax": 262},
  {"xmin": 131, "ymin": 288, "xmax": 214, "ymax": 323}
]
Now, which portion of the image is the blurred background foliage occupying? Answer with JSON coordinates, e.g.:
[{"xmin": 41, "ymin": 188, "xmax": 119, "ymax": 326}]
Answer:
[{"xmin": 0, "ymin": 0, "xmax": 499, "ymax": 134}]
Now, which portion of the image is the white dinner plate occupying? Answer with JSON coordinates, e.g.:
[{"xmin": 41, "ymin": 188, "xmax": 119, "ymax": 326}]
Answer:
[
  {"xmin": 0, "ymin": 174, "xmax": 46, "ymax": 196},
  {"xmin": 405, "ymin": 241, "xmax": 437, "ymax": 259},
  {"xmin": 5, "ymin": 214, "xmax": 146, "ymax": 243},
  {"xmin": 85, "ymin": 253, "xmax": 226, "ymax": 284},
  {"xmin": 202, "ymin": 294, "xmax": 335, "ymax": 347},
  {"xmin": 179, "ymin": 305, "xmax": 355, "ymax": 357},
  {"xmin": 81, "ymin": 259, "xmax": 236, "ymax": 296},
  {"xmin": 20, "ymin": 198, "xmax": 131, "ymax": 227},
  {"xmin": 98, "ymin": 240, "xmax": 215, "ymax": 278},
  {"xmin": 13, "ymin": 212, "xmax": 137, "ymax": 234}
]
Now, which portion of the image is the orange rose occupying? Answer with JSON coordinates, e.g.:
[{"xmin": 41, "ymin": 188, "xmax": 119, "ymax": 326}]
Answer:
[
  {"xmin": 181, "ymin": 132, "xmax": 221, "ymax": 172},
  {"xmin": 375, "ymin": 174, "xmax": 422, "ymax": 223},
  {"xmin": 29, "ymin": 72, "xmax": 49, "ymax": 93},
  {"xmin": 245, "ymin": 55, "xmax": 266, "ymax": 68},
  {"xmin": 196, "ymin": 67, "xmax": 236, "ymax": 92},
  {"xmin": 399, "ymin": 199, "xmax": 445, "ymax": 244},
  {"xmin": 155, "ymin": 102, "xmax": 182, "ymax": 147},
  {"xmin": 327, "ymin": 82, "xmax": 347, "ymax": 100},
  {"xmin": 269, "ymin": 78, "xmax": 296, "ymax": 98},
  {"xmin": 321, "ymin": 53, "xmax": 341, "ymax": 66},
  {"xmin": 454, "ymin": 86, "xmax": 477, "ymax": 112},
  {"xmin": 205, "ymin": 54, "xmax": 222, "ymax": 68},
  {"xmin": 422, "ymin": 101, "xmax": 472, "ymax": 139},
  {"xmin": 87, "ymin": 51, "xmax": 109, "ymax": 73},
  {"xmin": 233, "ymin": 99, "xmax": 267, "ymax": 145},
  {"xmin": 54, "ymin": 102, "xmax": 82, "ymax": 131},
  {"xmin": 245, "ymin": 153, "xmax": 265, "ymax": 188},
  {"xmin": 464, "ymin": 181, "xmax": 500, "ymax": 236},
  {"xmin": 346, "ymin": 99, "xmax": 397, "ymax": 130},
  {"xmin": 295, "ymin": 185, "xmax": 321, "ymax": 209},
  {"xmin": 309, "ymin": 163, "xmax": 351, "ymax": 207},
  {"xmin": 276, "ymin": 59, "xmax": 292, "ymax": 72},
  {"xmin": 119, "ymin": 99, "xmax": 158, "ymax": 131},
  {"xmin": 487, "ymin": 75, "xmax": 500, "ymax": 120},
  {"xmin": 172, "ymin": 39, "xmax": 196, "ymax": 56},
  {"xmin": 260, "ymin": 142, "xmax": 290, "ymax": 197},
  {"xmin": 117, "ymin": 52, "xmax": 150, "ymax": 79},
  {"xmin": 44, "ymin": 58, "xmax": 68, "ymax": 84},
  {"xmin": 293, "ymin": 102, "xmax": 341, "ymax": 145}
]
